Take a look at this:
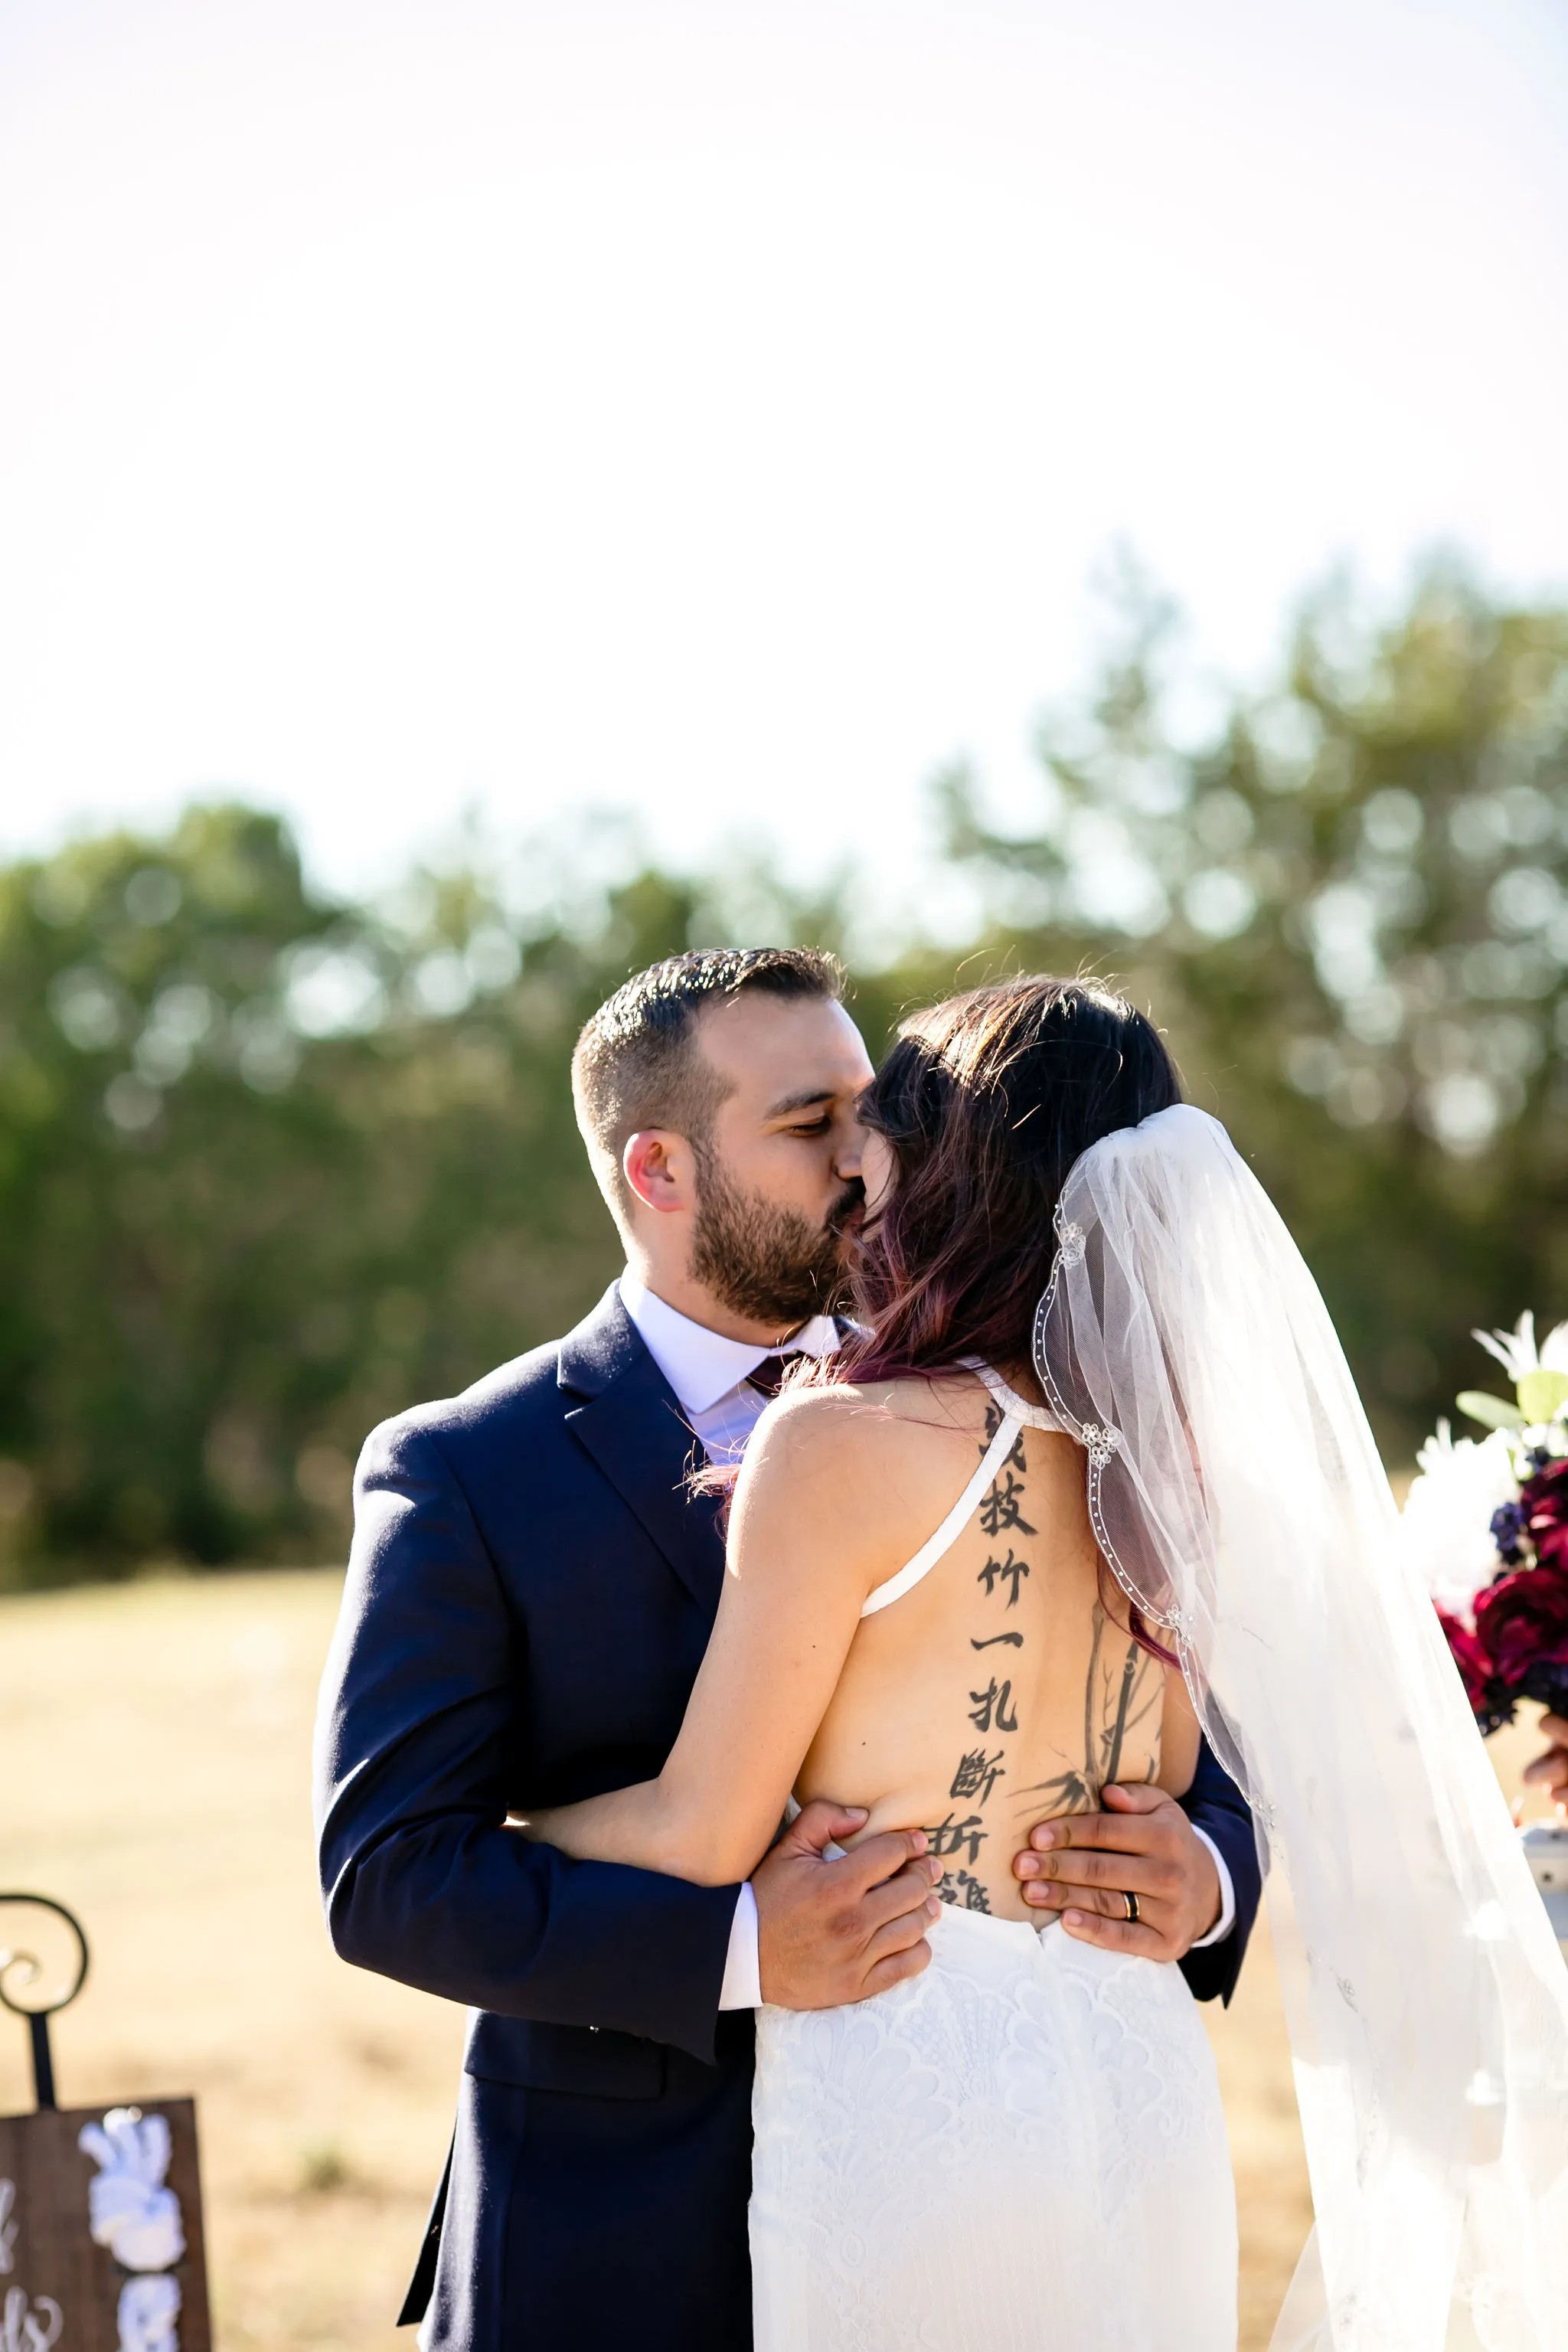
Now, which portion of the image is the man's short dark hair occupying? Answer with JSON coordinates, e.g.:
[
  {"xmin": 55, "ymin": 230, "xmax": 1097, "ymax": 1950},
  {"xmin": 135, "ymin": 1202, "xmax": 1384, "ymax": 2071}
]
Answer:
[{"xmin": 572, "ymin": 948, "xmax": 845, "ymax": 1215}]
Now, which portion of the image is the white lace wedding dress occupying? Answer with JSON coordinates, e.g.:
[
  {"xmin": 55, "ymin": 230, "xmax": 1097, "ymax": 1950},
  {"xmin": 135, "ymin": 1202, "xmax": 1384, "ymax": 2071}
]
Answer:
[{"xmin": 749, "ymin": 1370, "xmax": 1238, "ymax": 2352}]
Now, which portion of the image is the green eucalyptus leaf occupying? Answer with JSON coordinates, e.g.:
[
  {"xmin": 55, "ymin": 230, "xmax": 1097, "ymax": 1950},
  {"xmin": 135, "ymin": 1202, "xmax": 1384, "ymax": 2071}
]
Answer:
[
  {"xmin": 1518, "ymin": 1368, "xmax": 1568, "ymax": 1426},
  {"xmin": 1455, "ymin": 1390, "xmax": 1525, "ymax": 1431}
]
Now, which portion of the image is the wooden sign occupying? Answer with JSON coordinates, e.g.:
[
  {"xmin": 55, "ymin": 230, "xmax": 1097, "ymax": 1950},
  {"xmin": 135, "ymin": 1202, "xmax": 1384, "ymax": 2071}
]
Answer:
[{"xmin": 0, "ymin": 2100, "xmax": 210, "ymax": 2352}]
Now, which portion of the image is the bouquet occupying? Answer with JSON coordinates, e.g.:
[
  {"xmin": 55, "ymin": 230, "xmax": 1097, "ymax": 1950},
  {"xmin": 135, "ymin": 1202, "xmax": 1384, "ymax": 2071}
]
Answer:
[{"xmin": 1403, "ymin": 1312, "xmax": 1568, "ymax": 1734}]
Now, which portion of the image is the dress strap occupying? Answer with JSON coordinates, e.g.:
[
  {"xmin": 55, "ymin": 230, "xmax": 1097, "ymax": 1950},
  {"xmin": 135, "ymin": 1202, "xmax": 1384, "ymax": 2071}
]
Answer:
[
  {"xmin": 860, "ymin": 1406, "xmax": 1024, "ymax": 1619},
  {"xmin": 961, "ymin": 1357, "xmax": 1063, "ymax": 1431}
]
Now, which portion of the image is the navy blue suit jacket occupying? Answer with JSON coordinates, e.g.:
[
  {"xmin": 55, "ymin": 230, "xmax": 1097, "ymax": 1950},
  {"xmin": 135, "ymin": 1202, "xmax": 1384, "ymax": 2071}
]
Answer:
[{"xmin": 315, "ymin": 1283, "xmax": 1260, "ymax": 2351}]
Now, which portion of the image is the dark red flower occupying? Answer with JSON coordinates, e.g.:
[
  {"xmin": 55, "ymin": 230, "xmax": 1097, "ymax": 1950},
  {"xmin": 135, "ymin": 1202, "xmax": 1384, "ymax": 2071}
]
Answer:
[
  {"xmin": 1436, "ymin": 1610, "xmax": 1497, "ymax": 1713},
  {"xmin": 1473, "ymin": 1561, "xmax": 1568, "ymax": 1689},
  {"xmin": 1520, "ymin": 1456, "xmax": 1568, "ymax": 1572}
]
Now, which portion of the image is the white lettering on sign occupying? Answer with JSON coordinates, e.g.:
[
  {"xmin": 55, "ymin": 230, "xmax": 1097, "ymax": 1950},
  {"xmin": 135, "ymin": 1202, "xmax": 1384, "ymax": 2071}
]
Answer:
[
  {"xmin": 77, "ymin": 2111, "xmax": 185, "ymax": 2352},
  {"xmin": 0, "ymin": 2285, "xmax": 64, "ymax": 2352},
  {"xmin": 0, "ymin": 2181, "xmax": 64, "ymax": 2348},
  {"xmin": 77, "ymin": 2113, "xmax": 183, "ymax": 2276},
  {"xmin": 115, "ymin": 2275, "xmax": 180, "ymax": 2352}
]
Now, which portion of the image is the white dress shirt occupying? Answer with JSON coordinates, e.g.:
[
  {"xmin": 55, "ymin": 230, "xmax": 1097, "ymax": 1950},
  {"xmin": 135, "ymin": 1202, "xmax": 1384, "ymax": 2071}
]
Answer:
[
  {"xmin": 619, "ymin": 1269, "xmax": 841, "ymax": 1464},
  {"xmin": 616, "ymin": 1271, "xmax": 1233, "ymax": 2010}
]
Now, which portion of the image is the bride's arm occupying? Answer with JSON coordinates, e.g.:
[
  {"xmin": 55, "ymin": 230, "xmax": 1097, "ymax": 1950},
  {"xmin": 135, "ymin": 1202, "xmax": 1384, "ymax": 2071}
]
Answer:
[{"xmin": 519, "ymin": 1390, "xmax": 891, "ymax": 1886}]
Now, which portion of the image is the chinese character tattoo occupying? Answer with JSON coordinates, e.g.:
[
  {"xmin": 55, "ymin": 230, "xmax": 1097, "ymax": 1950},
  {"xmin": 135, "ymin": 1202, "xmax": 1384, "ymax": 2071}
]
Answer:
[
  {"xmin": 949, "ymin": 1748, "xmax": 1007, "ymax": 1806},
  {"xmin": 980, "ymin": 1403, "xmax": 1027, "ymax": 1472},
  {"xmin": 978, "ymin": 1468, "xmax": 1036, "ymax": 1539},
  {"xmin": 977, "ymin": 1547, "xmax": 1030, "ymax": 1606},
  {"xmin": 923, "ymin": 1812, "xmax": 988, "ymax": 1867},
  {"xmin": 968, "ymin": 1676, "xmax": 1018, "ymax": 1735}
]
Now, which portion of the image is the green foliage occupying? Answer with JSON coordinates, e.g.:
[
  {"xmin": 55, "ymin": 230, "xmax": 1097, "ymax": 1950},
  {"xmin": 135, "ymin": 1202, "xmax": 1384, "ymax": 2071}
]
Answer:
[
  {"xmin": 942, "ymin": 556, "xmax": 1568, "ymax": 1457},
  {"xmin": 0, "ymin": 807, "xmax": 704, "ymax": 1577},
  {"xmin": 2, "ymin": 563, "xmax": 1564, "ymax": 1578},
  {"xmin": 1456, "ymin": 1391, "xmax": 1525, "ymax": 1432}
]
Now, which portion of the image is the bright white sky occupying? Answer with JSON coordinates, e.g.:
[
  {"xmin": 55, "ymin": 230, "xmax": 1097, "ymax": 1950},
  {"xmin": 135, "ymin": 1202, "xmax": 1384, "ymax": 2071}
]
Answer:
[{"xmin": 2, "ymin": 0, "xmax": 1566, "ymax": 924}]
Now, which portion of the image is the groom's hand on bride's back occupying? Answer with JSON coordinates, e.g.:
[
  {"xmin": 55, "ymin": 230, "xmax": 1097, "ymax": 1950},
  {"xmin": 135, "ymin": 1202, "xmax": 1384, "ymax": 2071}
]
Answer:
[
  {"xmin": 755, "ymin": 1800, "xmax": 943, "ymax": 2008},
  {"xmin": 1011, "ymin": 1783, "xmax": 1223, "ymax": 1961}
]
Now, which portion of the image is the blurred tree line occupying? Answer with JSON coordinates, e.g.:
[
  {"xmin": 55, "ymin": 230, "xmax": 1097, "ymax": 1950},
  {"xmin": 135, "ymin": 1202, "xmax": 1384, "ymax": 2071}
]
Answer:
[{"xmin": 2, "ymin": 560, "xmax": 1564, "ymax": 1582}]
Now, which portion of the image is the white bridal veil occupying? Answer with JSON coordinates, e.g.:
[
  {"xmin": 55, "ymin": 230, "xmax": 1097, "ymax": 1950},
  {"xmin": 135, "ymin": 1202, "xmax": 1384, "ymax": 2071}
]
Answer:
[{"xmin": 1032, "ymin": 1105, "xmax": 1568, "ymax": 2352}]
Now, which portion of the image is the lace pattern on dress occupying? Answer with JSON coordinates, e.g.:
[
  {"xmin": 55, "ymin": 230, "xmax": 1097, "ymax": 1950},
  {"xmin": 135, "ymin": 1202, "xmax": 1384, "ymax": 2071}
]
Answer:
[{"xmin": 750, "ymin": 1911, "xmax": 1236, "ymax": 2352}]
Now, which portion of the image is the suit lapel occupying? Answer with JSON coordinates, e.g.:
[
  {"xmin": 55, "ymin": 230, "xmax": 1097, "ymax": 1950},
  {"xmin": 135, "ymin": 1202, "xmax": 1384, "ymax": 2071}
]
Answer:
[{"xmin": 558, "ymin": 1285, "xmax": 727, "ymax": 1612}]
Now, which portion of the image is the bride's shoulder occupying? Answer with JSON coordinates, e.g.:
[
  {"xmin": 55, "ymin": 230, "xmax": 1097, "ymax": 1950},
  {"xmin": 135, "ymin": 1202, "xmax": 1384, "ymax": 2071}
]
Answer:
[
  {"xmin": 750, "ymin": 1371, "xmax": 985, "ymax": 1478},
  {"xmin": 736, "ymin": 1373, "xmax": 991, "ymax": 1579}
]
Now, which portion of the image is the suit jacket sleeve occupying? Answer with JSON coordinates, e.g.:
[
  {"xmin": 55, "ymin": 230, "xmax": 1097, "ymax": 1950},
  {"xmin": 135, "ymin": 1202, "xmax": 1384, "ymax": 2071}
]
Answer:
[
  {"xmin": 313, "ymin": 1416, "xmax": 741, "ymax": 2066},
  {"xmin": 1175, "ymin": 1736, "xmax": 1262, "ymax": 2006}
]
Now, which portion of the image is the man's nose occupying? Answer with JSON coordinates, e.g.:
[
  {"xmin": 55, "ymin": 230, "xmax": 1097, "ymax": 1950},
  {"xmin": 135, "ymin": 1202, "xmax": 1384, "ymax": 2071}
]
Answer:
[{"xmin": 835, "ymin": 1113, "xmax": 868, "ymax": 1179}]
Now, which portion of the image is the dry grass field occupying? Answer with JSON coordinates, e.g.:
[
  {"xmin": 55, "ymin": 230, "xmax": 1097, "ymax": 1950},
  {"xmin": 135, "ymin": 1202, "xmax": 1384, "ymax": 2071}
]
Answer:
[{"xmin": 0, "ymin": 1570, "xmax": 1549, "ymax": 2350}]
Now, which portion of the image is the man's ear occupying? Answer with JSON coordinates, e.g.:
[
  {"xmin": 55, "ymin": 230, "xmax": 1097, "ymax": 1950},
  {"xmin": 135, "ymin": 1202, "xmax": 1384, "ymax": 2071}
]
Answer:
[{"xmin": 622, "ymin": 1130, "xmax": 694, "ymax": 1216}]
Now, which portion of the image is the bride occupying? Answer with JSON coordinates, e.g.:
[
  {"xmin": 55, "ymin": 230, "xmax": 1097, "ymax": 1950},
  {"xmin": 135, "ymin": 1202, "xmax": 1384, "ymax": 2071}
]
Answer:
[{"xmin": 524, "ymin": 975, "xmax": 1568, "ymax": 2352}]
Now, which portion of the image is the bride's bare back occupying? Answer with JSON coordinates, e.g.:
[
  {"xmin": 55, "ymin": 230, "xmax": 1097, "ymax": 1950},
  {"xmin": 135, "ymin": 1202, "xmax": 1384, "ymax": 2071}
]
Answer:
[
  {"xmin": 795, "ymin": 1367, "xmax": 1197, "ymax": 1921},
  {"xmin": 523, "ymin": 1361, "xmax": 1199, "ymax": 1916}
]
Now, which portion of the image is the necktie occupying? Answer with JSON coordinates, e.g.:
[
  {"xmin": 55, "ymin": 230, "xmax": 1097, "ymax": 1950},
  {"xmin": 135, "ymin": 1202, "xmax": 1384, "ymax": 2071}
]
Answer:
[{"xmin": 745, "ymin": 1351, "xmax": 799, "ymax": 1400}]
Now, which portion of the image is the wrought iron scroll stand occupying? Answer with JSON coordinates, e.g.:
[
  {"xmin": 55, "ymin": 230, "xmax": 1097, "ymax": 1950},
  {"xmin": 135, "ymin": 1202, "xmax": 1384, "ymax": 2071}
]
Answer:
[{"xmin": 0, "ymin": 1893, "xmax": 90, "ymax": 2110}]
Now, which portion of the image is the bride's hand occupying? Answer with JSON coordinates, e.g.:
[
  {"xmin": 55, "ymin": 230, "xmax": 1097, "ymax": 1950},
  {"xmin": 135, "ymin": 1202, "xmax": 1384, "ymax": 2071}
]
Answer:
[
  {"xmin": 1011, "ymin": 1784, "xmax": 1221, "ymax": 1959},
  {"xmin": 1521, "ymin": 1713, "xmax": 1568, "ymax": 1811}
]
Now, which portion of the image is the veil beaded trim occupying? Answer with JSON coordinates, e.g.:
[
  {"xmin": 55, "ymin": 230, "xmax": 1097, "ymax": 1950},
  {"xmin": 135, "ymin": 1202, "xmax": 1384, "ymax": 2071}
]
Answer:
[{"xmin": 1031, "ymin": 1103, "xmax": 1568, "ymax": 2351}]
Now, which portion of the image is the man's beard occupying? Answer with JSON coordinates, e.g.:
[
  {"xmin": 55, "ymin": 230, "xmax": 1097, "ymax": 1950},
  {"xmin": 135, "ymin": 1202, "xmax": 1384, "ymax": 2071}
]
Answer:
[{"xmin": 689, "ymin": 1153, "xmax": 862, "ymax": 1328}]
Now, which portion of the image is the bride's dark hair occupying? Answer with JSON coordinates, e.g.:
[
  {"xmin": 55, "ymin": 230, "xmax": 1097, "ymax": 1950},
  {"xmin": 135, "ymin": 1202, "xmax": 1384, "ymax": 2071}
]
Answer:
[{"xmin": 838, "ymin": 975, "xmax": 1180, "ymax": 1386}]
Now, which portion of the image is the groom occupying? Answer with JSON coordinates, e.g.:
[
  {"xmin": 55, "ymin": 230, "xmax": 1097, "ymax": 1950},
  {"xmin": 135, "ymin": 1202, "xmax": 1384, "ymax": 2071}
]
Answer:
[{"xmin": 315, "ymin": 947, "xmax": 1260, "ymax": 2351}]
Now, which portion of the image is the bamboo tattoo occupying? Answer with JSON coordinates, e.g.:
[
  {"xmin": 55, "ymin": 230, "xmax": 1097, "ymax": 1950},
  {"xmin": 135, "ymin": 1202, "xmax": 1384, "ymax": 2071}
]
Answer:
[{"xmin": 1011, "ymin": 1604, "xmax": 1161, "ymax": 1818}]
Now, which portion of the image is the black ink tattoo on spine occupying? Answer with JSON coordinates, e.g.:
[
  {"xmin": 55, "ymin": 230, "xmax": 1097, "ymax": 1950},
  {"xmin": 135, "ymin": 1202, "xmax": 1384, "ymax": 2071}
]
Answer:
[
  {"xmin": 939, "ymin": 1413, "xmax": 1034, "ymax": 1914},
  {"xmin": 978, "ymin": 1468, "xmax": 1036, "ymax": 1538},
  {"xmin": 950, "ymin": 1748, "xmax": 1006, "ymax": 1805},
  {"xmin": 968, "ymin": 1676, "xmax": 1018, "ymax": 1736},
  {"xmin": 978, "ymin": 1406, "xmax": 1027, "ymax": 1471},
  {"xmin": 923, "ymin": 1813, "xmax": 988, "ymax": 1866},
  {"xmin": 977, "ymin": 1547, "xmax": 1030, "ymax": 1606},
  {"xmin": 936, "ymin": 1869, "xmax": 992, "ymax": 1913}
]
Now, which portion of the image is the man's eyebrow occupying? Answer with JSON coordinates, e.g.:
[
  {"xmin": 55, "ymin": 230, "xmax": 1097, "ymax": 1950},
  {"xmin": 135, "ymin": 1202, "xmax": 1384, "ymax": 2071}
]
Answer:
[{"xmin": 763, "ymin": 1086, "xmax": 837, "ymax": 1119}]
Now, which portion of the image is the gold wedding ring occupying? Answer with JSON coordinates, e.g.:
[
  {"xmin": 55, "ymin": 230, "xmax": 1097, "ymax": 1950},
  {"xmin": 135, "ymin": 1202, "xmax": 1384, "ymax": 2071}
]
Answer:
[{"xmin": 1122, "ymin": 1890, "xmax": 1139, "ymax": 1924}]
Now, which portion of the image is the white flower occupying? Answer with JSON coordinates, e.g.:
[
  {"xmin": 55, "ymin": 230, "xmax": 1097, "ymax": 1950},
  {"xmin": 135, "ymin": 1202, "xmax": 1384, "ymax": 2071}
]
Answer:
[
  {"xmin": 1473, "ymin": 1310, "xmax": 1568, "ymax": 1383},
  {"xmin": 1473, "ymin": 1311, "xmax": 1537, "ymax": 1383},
  {"xmin": 1399, "ymin": 1420, "xmax": 1519, "ymax": 1616}
]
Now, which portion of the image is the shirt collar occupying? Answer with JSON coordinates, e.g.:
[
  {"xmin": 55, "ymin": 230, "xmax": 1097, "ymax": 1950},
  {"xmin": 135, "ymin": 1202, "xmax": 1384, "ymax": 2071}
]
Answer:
[{"xmin": 618, "ymin": 1269, "xmax": 839, "ymax": 1418}]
